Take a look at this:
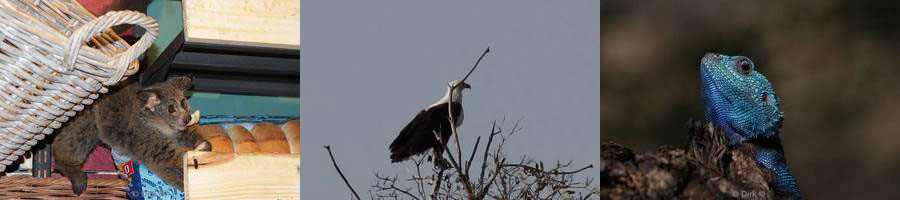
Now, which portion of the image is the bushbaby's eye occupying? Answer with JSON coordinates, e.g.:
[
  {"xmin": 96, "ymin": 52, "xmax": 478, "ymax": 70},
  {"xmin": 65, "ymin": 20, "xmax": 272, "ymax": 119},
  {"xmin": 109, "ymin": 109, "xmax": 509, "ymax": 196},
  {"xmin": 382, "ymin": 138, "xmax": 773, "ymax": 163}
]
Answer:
[
  {"xmin": 181, "ymin": 98, "xmax": 189, "ymax": 109},
  {"xmin": 167, "ymin": 104, "xmax": 176, "ymax": 113}
]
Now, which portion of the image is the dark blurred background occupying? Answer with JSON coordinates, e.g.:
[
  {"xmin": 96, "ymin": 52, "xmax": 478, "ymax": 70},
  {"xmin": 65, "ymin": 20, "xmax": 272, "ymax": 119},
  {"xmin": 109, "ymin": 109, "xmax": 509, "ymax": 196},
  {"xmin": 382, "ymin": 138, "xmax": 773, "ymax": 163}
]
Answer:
[{"xmin": 601, "ymin": 1, "xmax": 900, "ymax": 199}]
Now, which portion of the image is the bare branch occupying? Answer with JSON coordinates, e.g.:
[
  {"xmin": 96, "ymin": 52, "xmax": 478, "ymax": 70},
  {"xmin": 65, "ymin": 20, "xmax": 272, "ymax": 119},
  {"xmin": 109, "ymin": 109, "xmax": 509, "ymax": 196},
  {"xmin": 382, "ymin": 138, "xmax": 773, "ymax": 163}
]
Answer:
[
  {"xmin": 324, "ymin": 145, "xmax": 362, "ymax": 200},
  {"xmin": 432, "ymin": 129, "xmax": 475, "ymax": 197},
  {"xmin": 460, "ymin": 47, "xmax": 491, "ymax": 83},
  {"xmin": 444, "ymin": 80, "xmax": 475, "ymax": 197},
  {"xmin": 478, "ymin": 119, "xmax": 500, "ymax": 186},
  {"xmin": 500, "ymin": 164, "xmax": 594, "ymax": 175},
  {"xmin": 375, "ymin": 117, "xmax": 597, "ymax": 200},
  {"xmin": 465, "ymin": 136, "xmax": 481, "ymax": 175},
  {"xmin": 375, "ymin": 173, "xmax": 422, "ymax": 200},
  {"xmin": 452, "ymin": 118, "xmax": 464, "ymax": 176},
  {"xmin": 475, "ymin": 156, "xmax": 504, "ymax": 199},
  {"xmin": 412, "ymin": 156, "xmax": 427, "ymax": 198},
  {"xmin": 431, "ymin": 168, "xmax": 447, "ymax": 199},
  {"xmin": 446, "ymin": 86, "xmax": 464, "ymax": 173}
]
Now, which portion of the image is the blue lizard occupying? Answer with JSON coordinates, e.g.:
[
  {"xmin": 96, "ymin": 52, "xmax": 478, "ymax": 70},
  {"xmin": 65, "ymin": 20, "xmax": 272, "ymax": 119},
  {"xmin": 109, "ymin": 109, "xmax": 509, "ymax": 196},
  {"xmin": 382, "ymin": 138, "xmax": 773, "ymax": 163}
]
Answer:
[{"xmin": 699, "ymin": 53, "xmax": 801, "ymax": 199}]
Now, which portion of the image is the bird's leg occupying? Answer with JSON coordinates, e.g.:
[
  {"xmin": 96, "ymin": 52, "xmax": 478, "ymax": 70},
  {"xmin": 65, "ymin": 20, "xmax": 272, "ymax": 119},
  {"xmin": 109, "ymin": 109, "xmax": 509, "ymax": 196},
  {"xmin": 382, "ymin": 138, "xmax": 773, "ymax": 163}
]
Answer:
[
  {"xmin": 432, "ymin": 130, "xmax": 451, "ymax": 170},
  {"xmin": 433, "ymin": 149, "xmax": 450, "ymax": 170}
]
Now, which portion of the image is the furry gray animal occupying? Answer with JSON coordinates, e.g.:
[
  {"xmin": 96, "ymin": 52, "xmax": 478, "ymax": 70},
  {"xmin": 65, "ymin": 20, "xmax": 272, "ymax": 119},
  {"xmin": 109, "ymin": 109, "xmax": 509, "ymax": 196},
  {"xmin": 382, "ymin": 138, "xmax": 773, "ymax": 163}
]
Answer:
[{"xmin": 51, "ymin": 77, "xmax": 206, "ymax": 195}]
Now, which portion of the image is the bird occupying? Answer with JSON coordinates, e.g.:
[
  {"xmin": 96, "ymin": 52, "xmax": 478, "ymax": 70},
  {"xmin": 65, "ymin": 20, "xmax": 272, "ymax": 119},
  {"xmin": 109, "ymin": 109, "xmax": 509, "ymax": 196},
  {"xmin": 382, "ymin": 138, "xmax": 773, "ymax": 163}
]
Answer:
[{"xmin": 390, "ymin": 80, "xmax": 471, "ymax": 169}]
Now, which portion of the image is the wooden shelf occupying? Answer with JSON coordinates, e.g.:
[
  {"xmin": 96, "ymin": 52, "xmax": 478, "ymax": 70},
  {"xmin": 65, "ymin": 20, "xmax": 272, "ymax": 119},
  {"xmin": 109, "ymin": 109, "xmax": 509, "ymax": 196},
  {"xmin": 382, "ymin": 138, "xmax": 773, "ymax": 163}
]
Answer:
[
  {"xmin": 141, "ymin": 31, "xmax": 299, "ymax": 97},
  {"xmin": 182, "ymin": 0, "xmax": 300, "ymax": 50},
  {"xmin": 183, "ymin": 152, "xmax": 301, "ymax": 199}
]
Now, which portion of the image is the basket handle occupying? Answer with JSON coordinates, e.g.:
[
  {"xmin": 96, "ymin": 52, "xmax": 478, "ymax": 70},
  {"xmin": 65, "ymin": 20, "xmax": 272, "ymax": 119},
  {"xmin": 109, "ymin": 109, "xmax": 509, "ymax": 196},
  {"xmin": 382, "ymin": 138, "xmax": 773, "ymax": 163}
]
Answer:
[{"xmin": 62, "ymin": 11, "xmax": 159, "ymax": 85}]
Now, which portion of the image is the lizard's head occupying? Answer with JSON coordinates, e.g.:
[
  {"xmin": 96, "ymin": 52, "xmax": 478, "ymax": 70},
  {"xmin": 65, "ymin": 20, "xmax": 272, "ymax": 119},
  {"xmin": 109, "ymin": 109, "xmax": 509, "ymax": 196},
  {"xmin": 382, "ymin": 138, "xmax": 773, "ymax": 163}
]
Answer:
[
  {"xmin": 137, "ymin": 76, "xmax": 199, "ymax": 135},
  {"xmin": 700, "ymin": 53, "xmax": 783, "ymax": 145}
]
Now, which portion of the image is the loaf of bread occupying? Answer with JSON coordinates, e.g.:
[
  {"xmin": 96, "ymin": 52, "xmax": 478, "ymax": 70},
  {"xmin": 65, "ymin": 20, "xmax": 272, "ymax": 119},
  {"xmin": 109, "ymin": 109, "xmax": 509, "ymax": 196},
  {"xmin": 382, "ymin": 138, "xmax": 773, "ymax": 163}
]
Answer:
[
  {"xmin": 282, "ymin": 120, "xmax": 301, "ymax": 154},
  {"xmin": 251, "ymin": 123, "xmax": 291, "ymax": 154},
  {"xmin": 192, "ymin": 120, "xmax": 301, "ymax": 154},
  {"xmin": 226, "ymin": 125, "xmax": 261, "ymax": 153},
  {"xmin": 195, "ymin": 124, "xmax": 234, "ymax": 153}
]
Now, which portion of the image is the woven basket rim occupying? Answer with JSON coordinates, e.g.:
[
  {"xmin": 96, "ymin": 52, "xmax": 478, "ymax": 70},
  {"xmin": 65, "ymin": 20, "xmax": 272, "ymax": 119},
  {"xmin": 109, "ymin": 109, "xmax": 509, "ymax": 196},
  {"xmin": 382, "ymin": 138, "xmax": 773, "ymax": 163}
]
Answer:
[{"xmin": 0, "ymin": 0, "xmax": 158, "ymax": 173}]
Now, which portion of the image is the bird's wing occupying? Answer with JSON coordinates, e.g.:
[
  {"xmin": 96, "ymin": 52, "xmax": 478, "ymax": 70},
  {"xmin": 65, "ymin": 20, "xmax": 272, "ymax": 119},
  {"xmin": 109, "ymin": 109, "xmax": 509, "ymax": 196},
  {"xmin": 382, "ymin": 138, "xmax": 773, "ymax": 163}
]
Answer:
[
  {"xmin": 389, "ymin": 102, "xmax": 463, "ymax": 162},
  {"xmin": 390, "ymin": 109, "xmax": 430, "ymax": 161}
]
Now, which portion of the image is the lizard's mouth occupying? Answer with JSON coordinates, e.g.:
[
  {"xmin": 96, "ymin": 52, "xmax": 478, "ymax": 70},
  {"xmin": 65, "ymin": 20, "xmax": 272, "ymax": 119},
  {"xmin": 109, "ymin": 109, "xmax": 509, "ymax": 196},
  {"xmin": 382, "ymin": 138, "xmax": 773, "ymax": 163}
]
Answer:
[
  {"xmin": 700, "ymin": 61, "xmax": 729, "ymax": 105},
  {"xmin": 699, "ymin": 53, "xmax": 742, "ymax": 143},
  {"xmin": 701, "ymin": 53, "xmax": 723, "ymax": 63}
]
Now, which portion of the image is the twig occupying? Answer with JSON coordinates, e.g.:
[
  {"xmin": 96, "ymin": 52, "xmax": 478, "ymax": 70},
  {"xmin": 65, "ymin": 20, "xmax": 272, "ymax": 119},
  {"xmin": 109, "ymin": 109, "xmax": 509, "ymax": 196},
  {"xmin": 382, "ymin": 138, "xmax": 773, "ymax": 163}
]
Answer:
[
  {"xmin": 450, "ymin": 96, "xmax": 464, "ymax": 173},
  {"xmin": 378, "ymin": 116, "xmax": 598, "ymax": 199},
  {"xmin": 375, "ymin": 173, "xmax": 422, "ymax": 200},
  {"xmin": 447, "ymin": 81, "xmax": 459, "ymax": 161},
  {"xmin": 444, "ymin": 80, "xmax": 477, "ymax": 198},
  {"xmin": 445, "ymin": 176, "xmax": 454, "ymax": 200},
  {"xmin": 460, "ymin": 47, "xmax": 491, "ymax": 83},
  {"xmin": 500, "ymin": 164, "xmax": 593, "ymax": 175},
  {"xmin": 324, "ymin": 145, "xmax": 362, "ymax": 200},
  {"xmin": 435, "ymin": 46, "xmax": 489, "ymax": 199},
  {"xmin": 465, "ymin": 136, "xmax": 481, "ymax": 175},
  {"xmin": 476, "ymin": 156, "xmax": 504, "ymax": 199},
  {"xmin": 432, "ymin": 130, "xmax": 475, "ymax": 197},
  {"xmin": 431, "ymin": 168, "xmax": 446, "ymax": 199},
  {"xmin": 412, "ymin": 157, "xmax": 427, "ymax": 198},
  {"xmin": 479, "ymin": 119, "xmax": 500, "ymax": 186},
  {"xmin": 395, "ymin": 185, "xmax": 420, "ymax": 199}
]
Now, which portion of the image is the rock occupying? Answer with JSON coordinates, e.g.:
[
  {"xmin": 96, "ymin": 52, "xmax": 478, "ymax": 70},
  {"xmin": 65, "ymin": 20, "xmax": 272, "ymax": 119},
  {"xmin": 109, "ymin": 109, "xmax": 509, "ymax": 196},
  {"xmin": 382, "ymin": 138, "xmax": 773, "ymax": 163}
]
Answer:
[{"xmin": 600, "ymin": 119, "xmax": 784, "ymax": 199}]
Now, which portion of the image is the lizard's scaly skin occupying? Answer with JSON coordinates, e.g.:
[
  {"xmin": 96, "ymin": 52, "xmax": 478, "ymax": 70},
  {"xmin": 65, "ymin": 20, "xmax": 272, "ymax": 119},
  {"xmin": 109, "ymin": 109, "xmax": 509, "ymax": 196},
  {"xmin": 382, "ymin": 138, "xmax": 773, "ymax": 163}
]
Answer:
[{"xmin": 700, "ymin": 53, "xmax": 801, "ymax": 199}]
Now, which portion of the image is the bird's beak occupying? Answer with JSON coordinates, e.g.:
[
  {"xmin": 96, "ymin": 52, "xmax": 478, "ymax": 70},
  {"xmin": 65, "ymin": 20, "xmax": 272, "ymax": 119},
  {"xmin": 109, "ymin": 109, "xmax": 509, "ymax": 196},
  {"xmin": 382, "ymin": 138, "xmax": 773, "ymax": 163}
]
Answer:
[{"xmin": 462, "ymin": 82, "xmax": 471, "ymax": 89}]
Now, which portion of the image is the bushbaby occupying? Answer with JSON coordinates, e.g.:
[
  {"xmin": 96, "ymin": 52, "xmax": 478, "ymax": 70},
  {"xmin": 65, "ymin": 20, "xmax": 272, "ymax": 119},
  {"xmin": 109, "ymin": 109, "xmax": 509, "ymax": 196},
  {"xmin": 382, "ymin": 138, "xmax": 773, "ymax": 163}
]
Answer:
[{"xmin": 51, "ymin": 76, "xmax": 205, "ymax": 195}]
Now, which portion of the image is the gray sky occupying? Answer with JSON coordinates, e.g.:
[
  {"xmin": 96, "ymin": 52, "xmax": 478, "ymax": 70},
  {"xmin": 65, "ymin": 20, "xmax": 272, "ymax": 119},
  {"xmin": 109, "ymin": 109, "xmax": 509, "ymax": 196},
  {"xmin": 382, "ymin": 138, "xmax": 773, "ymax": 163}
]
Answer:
[{"xmin": 299, "ymin": 0, "xmax": 599, "ymax": 198}]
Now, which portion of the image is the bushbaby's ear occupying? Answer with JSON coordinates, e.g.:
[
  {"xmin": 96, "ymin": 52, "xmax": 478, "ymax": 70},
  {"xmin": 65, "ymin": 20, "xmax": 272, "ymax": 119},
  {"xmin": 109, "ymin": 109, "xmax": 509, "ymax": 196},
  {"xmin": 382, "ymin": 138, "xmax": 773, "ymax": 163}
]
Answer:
[
  {"xmin": 170, "ymin": 76, "xmax": 193, "ymax": 91},
  {"xmin": 137, "ymin": 89, "xmax": 162, "ymax": 111}
]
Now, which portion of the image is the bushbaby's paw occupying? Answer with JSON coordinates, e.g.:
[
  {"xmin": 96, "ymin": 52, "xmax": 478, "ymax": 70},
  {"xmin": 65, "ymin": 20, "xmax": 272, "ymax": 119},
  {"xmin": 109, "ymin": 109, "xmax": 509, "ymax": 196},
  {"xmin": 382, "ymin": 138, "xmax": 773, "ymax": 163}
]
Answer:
[
  {"xmin": 68, "ymin": 172, "xmax": 88, "ymax": 196},
  {"xmin": 187, "ymin": 110, "xmax": 200, "ymax": 126}
]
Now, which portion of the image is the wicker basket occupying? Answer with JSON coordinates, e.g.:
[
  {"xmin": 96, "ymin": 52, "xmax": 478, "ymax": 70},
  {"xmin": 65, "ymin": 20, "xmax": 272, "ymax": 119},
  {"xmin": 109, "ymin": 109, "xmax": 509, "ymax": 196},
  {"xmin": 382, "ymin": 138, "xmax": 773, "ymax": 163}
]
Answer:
[
  {"xmin": 0, "ymin": 175, "xmax": 127, "ymax": 199},
  {"xmin": 0, "ymin": 0, "xmax": 158, "ymax": 171}
]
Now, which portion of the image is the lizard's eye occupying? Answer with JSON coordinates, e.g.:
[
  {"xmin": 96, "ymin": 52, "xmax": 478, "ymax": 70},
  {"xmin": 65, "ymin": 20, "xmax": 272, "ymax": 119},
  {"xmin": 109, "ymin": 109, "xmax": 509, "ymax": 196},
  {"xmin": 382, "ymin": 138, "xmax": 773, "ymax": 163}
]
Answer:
[{"xmin": 738, "ymin": 62, "xmax": 752, "ymax": 76}]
